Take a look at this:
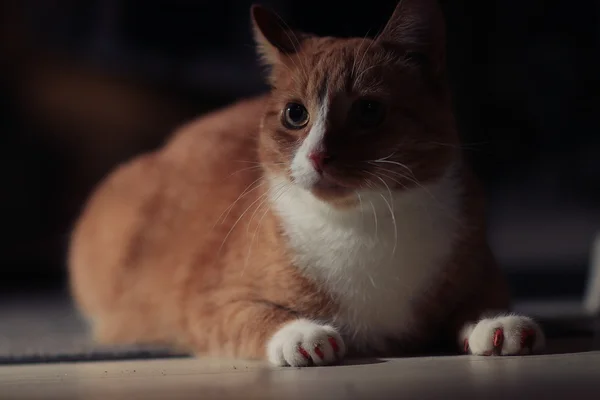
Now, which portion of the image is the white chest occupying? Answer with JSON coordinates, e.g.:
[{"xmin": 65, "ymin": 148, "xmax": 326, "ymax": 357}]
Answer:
[{"xmin": 270, "ymin": 174, "xmax": 462, "ymax": 349}]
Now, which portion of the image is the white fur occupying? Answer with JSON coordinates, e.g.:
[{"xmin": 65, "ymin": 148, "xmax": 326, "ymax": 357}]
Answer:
[
  {"xmin": 267, "ymin": 319, "xmax": 345, "ymax": 366},
  {"xmin": 290, "ymin": 101, "xmax": 328, "ymax": 189},
  {"xmin": 460, "ymin": 315, "xmax": 545, "ymax": 356},
  {"xmin": 269, "ymin": 166, "xmax": 463, "ymax": 351}
]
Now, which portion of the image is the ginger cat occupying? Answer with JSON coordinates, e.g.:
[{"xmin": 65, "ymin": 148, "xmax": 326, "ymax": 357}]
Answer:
[{"xmin": 69, "ymin": 0, "xmax": 544, "ymax": 366}]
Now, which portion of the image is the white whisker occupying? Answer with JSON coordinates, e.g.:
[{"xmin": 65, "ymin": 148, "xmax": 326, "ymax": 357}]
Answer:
[
  {"xmin": 355, "ymin": 191, "xmax": 365, "ymax": 228},
  {"xmin": 227, "ymin": 165, "xmax": 263, "ymax": 177},
  {"xmin": 371, "ymin": 159, "xmax": 414, "ymax": 175},
  {"xmin": 351, "ymin": 31, "xmax": 371, "ymax": 79},
  {"xmin": 366, "ymin": 173, "xmax": 398, "ymax": 257},
  {"xmin": 368, "ymin": 200, "xmax": 378, "ymax": 240},
  {"xmin": 217, "ymin": 190, "xmax": 269, "ymax": 257},
  {"xmin": 213, "ymin": 177, "xmax": 265, "ymax": 228},
  {"xmin": 242, "ymin": 183, "xmax": 287, "ymax": 275},
  {"xmin": 371, "ymin": 166, "xmax": 463, "ymax": 226}
]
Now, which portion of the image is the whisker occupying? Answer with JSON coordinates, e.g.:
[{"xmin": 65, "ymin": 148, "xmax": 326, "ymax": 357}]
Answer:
[
  {"xmin": 213, "ymin": 177, "xmax": 265, "ymax": 228},
  {"xmin": 217, "ymin": 190, "xmax": 270, "ymax": 257},
  {"xmin": 233, "ymin": 160, "xmax": 286, "ymax": 167},
  {"xmin": 363, "ymin": 171, "xmax": 398, "ymax": 256},
  {"xmin": 376, "ymin": 178, "xmax": 398, "ymax": 257},
  {"xmin": 355, "ymin": 191, "xmax": 365, "ymax": 228},
  {"xmin": 272, "ymin": 13, "xmax": 311, "ymax": 83},
  {"xmin": 354, "ymin": 63, "xmax": 382, "ymax": 86},
  {"xmin": 227, "ymin": 165, "xmax": 263, "ymax": 177},
  {"xmin": 376, "ymin": 152, "xmax": 397, "ymax": 162},
  {"xmin": 242, "ymin": 183, "xmax": 287, "ymax": 275},
  {"xmin": 368, "ymin": 199, "xmax": 378, "ymax": 240},
  {"xmin": 421, "ymin": 141, "xmax": 489, "ymax": 151},
  {"xmin": 370, "ymin": 168, "xmax": 410, "ymax": 191},
  {"xmin": 351, "ymin": 30, "xmax": 371, "ymax": 79},
  {"xmin": 354, "ymin": 22, "xmax": 387, "ymax": 85},
  {"xmin": 246, "ymin": 184, "xmax": 279, "ymax": 235},
  {"xmin": 362, "ymin": 178, "xmax": 380, "ymax": 240},
  {"xmin": 370, "ymin": 166, "xmax": 463, "ymax": 226},
  {"xmin": 370, "ymin": 159, "xmax": 414, "ymax": 176},
  {"xmin": 355, "ymin": 35, "xmax": 377, "ymax": 82},
  {"xmin": 373, "ymin": 166, "xmax": 432, "ymax": 195},
  {"xmin": 233, "ymin": 160, "xmax": 262, "ymax": 164},
  {"xmin": 370, "ymin": 166, "xmax": 430, "ymax": 196},
  {"xmin": 367, "ymin": 273, "xmax": 377, "ymax": 289}
]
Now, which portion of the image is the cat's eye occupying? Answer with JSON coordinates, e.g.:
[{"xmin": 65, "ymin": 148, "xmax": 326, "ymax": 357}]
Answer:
[
  {"xmin": 353, "ymin": 99, "xmax": 385, "ymax": 129},
  {"xmin": 283, "ymin": 103, "xmax": 309, "ymax": 129}
]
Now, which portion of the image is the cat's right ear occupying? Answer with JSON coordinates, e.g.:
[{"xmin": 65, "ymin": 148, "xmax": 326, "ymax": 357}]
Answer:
[
  {"xmin": 250, "ymin": 5, "xmax": 304, "ymax": 66},
  {"xmin": 376, "ymin": 0, "xmax": 446, "ymax": 75}
]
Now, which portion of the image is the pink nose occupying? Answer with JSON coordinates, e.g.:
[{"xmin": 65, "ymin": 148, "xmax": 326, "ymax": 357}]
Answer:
[{"xmin": 308, "ymin": 151, "xmax": 328, "ymax": 173}]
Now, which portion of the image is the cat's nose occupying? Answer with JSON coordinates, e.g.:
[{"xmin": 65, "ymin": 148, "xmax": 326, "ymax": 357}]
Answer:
[{"xmin": 308, "ymin": 151, "xmax": 331, "ymax": 174}]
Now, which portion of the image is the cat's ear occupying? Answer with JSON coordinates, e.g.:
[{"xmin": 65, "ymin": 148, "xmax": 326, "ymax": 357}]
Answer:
[
  {"xmin": 376, "ymin": 0, "xmax": 446, "ymax": 73},
  {"xmin": 251, "ymin": 5, "xmax": 305, "ymax": 66}
]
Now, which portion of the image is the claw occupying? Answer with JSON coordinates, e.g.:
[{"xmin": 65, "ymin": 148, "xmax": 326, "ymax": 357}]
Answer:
[
  {"xmin": 520, "ymin": 328, "xmax": 536, "ymax": 353},
  {"xmin": 328, "ymin": 337, "xmax": 339, "ymax": 354},
  {"xmin": 298, "ymin": 346, "xmax": 311, "ymax": 360},
  {"xmin": 463, "ymin": 338, "xmax": 470, "ymax": 354},
  {"xmin": 492, "ymin": 328, "xmax": 504, "ymax": 355},
  {"xmin": 314, "ymin": 346, "xmax": 324, "ymax": 359}
]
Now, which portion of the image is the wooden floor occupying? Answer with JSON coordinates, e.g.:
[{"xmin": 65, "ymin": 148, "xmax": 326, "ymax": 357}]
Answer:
[{"xmin": 1, "ymin": 352, "xmax": 599, "ymax": 399}]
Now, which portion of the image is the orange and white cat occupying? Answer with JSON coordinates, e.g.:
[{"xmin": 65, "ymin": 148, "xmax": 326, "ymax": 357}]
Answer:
[{"xmin": 69, "ymin": 0, "xmax": 544, "ymax": 367}]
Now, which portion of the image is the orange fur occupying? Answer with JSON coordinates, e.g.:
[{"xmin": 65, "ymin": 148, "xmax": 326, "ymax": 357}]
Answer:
[{"xmin": 69, "ymin": 0, "xmax": 531, "ymax": 364}]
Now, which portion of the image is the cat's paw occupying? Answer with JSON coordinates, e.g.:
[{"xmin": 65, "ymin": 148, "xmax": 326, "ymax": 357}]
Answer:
[
  {"xmin": 461, "ymin": 315, "xmax": 545, "ymax": 356},
  {"xmin": 267, "ymin": 319, "xmax": 346, "ymax": 367}
]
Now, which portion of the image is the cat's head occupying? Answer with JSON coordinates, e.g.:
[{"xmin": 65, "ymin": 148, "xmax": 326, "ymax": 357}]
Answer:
[{"xmin": 253, "ymin": 0, "xmax": 459, "ymax": 205}]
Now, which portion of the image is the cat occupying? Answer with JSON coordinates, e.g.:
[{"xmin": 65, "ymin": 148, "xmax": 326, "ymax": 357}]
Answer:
[{"xmin": 69, "ymin": 0, "xmax": 544, "ymax": 367}]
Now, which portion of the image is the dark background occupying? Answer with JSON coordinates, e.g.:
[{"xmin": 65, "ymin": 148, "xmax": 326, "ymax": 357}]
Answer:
[{"xmin": 1, "ymin": 0, "xmax": 598, "ymax": 300}]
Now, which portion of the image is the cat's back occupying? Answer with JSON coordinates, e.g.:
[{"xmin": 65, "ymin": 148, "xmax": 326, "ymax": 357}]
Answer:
[
  {"xmin": 69, "ymin": 95, "xmax": 268, "ymax": 318},
  {"xmin": 162, "ymin": 95, "xmax": 268, "ymax": 173}
]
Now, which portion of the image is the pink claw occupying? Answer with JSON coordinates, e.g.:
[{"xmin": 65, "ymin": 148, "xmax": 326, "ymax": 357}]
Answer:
[
  {"xmin": 314, "ymin": 346, "xmax": 324, "ymax": 359},
  {"xmin": 492, "ymin": 328, "xmax": 504, "ymax": 355},
  {"xmin": 328, "ymin": 337, "xmax": 339, "ymax": 354},
  {"xmin": 298, "ymin": 346, "xmax": 310, "ymax": 360},
  {"xmin": 520, "ymin": 328, "xmax": 536, "ymax": 352}
]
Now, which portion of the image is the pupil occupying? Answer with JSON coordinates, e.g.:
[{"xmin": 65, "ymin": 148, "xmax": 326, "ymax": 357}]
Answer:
[
  {"xmin": 289, "ymin": 105, "xmax": 304, "ymax": 121},
  {"xmin": 355, "ymin": 99, "xmax": 384, "ymax": 128},
  {"xmin": 362, "ymin": 101, "xmax": 376, "ymax": 115}
]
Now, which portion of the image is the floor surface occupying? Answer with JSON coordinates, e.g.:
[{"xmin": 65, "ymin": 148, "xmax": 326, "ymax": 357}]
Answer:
[
  {"xmin": 2, "ymin": 292, "xmax": 599, "ymax": 399},
  {"xmin": 2, "ymin": 290, "xmax": 599, "ymax": 364},
  {"xmin": 1, "ymin": 352, "xmax": 599, "ymax": 399}
]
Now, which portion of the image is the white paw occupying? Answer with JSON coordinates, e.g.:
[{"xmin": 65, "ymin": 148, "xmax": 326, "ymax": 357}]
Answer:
[
  {"xmin": 461, "ymin": 314, "xmax": 545, "ymax": 356},
  {"xmin": 267, "ymin": 319, "xmax": 346, "ymax": 367}
]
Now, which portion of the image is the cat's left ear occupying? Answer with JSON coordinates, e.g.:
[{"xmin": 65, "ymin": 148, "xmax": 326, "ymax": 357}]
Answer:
[
  {"xmin": 251, "ymin": 5, "xmax": 306, "ymax": 66},
  {"xmin": 376, "ymin": 0, "xmax": 446, "ymax": 74}
]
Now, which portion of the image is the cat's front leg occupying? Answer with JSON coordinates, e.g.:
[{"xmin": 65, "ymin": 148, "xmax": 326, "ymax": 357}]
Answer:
[
  {"xmin": 459, "ymin": 314, "xmax": 545, "ymax": 356},
  {"xmin": 186, "ymin": 300, "xmax": 345, "ymax": 367}
]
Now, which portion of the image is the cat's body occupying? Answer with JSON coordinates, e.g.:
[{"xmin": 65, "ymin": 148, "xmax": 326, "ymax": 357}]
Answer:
[{"xmin": 69, "ymin": 0, "xmax": 543, "ymax": 366}]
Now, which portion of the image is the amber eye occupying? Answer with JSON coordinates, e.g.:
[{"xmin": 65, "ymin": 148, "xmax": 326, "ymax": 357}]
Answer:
[
  {"xmin": 353, "ymin": 99, "xmax": 385, "ymax": 129},
  {"xmin": 283, "ymin": 103, "xmax": 309, "ymax": 129}
]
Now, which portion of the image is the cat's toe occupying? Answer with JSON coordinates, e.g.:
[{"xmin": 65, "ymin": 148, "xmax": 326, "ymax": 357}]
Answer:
[
  {"xmin": 267, "ymin": 319, "xmax": 345, "ymax": 367},
  {"xmin": 464, "ymin": 315, "xmax": 545, "ymax": 356}
]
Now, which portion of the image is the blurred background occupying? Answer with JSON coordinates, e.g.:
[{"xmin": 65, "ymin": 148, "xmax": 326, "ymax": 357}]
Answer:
[{"xmin": 1, "ymin": 0, "xmax": 599, "ymax": 301}]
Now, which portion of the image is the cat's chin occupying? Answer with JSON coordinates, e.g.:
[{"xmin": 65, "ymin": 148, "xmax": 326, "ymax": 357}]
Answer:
[{"xmin": 308, "ymin": 176, "xmax": 358, "ymax": 206}]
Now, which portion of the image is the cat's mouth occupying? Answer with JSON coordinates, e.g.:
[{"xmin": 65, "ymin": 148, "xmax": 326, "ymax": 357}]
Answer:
[
  {"xmin": 310, "ymin": 173, "xmax": 354, "ymax": 198},
  {"xmin": 289, "ymin": 162, "xmax": 357, "ymax": 200}
]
